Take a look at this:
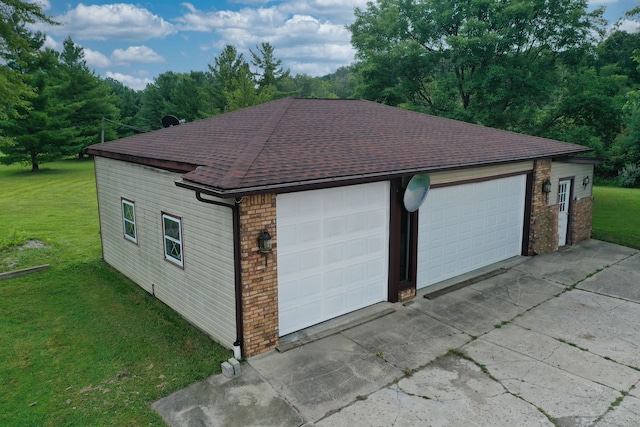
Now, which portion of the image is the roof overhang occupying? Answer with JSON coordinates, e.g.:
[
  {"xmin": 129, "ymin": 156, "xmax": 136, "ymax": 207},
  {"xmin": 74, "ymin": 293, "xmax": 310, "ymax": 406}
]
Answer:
[{"xmin": 175, "ymin": 152, "xmax": 590, "ymax": 198}]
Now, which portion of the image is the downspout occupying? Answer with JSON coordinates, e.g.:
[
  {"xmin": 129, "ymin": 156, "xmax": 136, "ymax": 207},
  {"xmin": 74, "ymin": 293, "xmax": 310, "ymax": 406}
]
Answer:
[{"xmin": 194, "ymin": 192, "xmax": 244, "ymax": 358}]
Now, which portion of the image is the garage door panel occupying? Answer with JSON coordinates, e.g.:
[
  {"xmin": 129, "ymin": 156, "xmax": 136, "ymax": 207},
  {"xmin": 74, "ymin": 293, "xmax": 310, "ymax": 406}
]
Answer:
[
  {"xmin": 418, "ymin": 175, "xmax": 526, "ymax": 289},
  {"xmin": 277, "ymin": 182, "xmax": 390, "ymax": 336}
]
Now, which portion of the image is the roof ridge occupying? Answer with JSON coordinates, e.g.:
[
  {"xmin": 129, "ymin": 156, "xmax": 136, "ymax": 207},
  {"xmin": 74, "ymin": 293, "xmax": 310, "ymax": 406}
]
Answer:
[{"xmin": 217, "ymin": 98, "xmax": 295, "ymax": 189}]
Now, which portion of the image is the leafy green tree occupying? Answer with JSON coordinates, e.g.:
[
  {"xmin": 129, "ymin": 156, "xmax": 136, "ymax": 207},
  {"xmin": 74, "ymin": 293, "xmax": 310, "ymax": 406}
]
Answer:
[
  {"xmin": 536, "ymin": 66, "xmax": 627, "ymax": 152},
  {"xmin": 349, "ymin": 0, "xmax": 606, "ymax": 131},
  {"xmin": 57, "ymin": 37, "xmax": 120, "ymax": 147},
  {"xmin": 597, "ymin": 31, "xmax": 640, "ymax": 85},
  {"xmin": 207, "ymin": 45, "xmax": 248, "ymax": 113},
  {"xmin": 250, "ymin": 42, "xmax": 290, "ymax": 91},
  {"xmin": 0, "ymin": 34, "xmax": 80, "ymax": 171},
  {"xmin": 104, "ymin": 78, "xmax": 143, "ymax": 138},
  {"xmin": 136, "ymin": 71, "xmax": 212, "ymax": 130},
  {"xmin": 224, "ymin": 63, "xmax": 274, "ymax": 111},
  {"xmin": 0, "ymin": 0, "xmax": 57, "ymax": 119}
]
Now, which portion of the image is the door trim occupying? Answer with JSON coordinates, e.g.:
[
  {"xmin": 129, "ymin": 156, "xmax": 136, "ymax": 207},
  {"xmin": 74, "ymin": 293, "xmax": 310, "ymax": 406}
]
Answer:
[{"xmin": 557, "ymin": 177, "xmax": 574, "ymax": 246}]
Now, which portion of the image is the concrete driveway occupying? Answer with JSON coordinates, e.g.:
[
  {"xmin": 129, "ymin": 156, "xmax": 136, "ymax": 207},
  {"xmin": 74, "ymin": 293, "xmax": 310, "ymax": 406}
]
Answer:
[{"xmin": 153, "ymin": 240, "xmax": 640, "ymax": 427}]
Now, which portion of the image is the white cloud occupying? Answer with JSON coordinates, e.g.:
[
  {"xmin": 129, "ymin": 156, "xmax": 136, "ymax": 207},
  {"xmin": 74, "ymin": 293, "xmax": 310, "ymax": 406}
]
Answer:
[
  {"xmin": 111, "ymin": 45, "xmax": 165, "ymax": 65},
  {"xmin": 46, "ymin": 3, "xmax": 175, "ymax": 42},
  {"xmin": 617, "ymin": 19, "xmax": 640, "ymax": 32},
  {"xmin": 176, "ymin": 3, "xmax": 357, "ymax": 76},
  {"xmin": 105, "ymin": 71, "xmax": 153, "ymax": 91},
  {"xmin": 28, "ymin": 0, "xmax": 51, "ymax": 11},
  {"xmin": 84, "ymin": 48, "xmax": 112, "ymax": 68},
  {"xmin": 43, "ymin": 35, "xmax": 59, "ymax": 50}
]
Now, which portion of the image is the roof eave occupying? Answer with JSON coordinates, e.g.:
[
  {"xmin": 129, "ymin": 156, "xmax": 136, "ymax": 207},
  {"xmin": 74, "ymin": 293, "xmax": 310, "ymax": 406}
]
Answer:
[
  {"xmin": 85, "ymin": 148, "xmax": 197, "ymax": 173},
  {"xmin": 177, "ymin": 149, "xmax": 591, "ymax": 198}
]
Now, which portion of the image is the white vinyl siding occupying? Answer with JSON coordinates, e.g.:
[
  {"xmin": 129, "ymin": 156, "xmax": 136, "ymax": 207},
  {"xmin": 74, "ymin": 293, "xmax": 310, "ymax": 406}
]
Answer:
[
  {"xmin": 277, "ymin": 182, "xmax": 390, "ymax": 336},
  {"xmin": 417, "ymin": 175, "xmax": 526, "ymax": 288},
  {"xmin": 94, "ymin": 157, "xmax": 236, "ymax": 348},
  {"xmin": 550, "ymin": 162, "xmax": 594, "ymax": 203}
]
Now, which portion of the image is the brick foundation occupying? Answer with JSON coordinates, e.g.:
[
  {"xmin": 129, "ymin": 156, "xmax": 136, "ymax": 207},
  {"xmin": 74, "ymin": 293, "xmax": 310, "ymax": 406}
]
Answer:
[
  {"xmin": 528, "ymin": 159, "xmax": 559, "ymax": 255},
  {"xmin": 398, "ymin": 287, "xmax": 416, "ymax": 302},
  {"xmin": 239, "ymin": 193, "xmax": 279, "ymax": 357},
  {"xmin": 571, "ymin": 196, "xmax": 593, "ymax": 244}
]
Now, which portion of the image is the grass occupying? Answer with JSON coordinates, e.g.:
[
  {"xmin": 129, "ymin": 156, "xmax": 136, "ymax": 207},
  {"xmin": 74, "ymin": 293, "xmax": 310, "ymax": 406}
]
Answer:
[
  {"xmin": 0, "ymin": 159, "xmax": 231, "ymax": 426},
  {"xmin": 592, "ymin": 186, "xmax": 640, "ymax": 250}
]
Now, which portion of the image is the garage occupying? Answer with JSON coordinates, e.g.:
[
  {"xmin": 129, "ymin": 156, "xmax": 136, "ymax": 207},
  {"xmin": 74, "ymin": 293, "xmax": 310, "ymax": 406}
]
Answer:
[
  {"xmin": 417, "ymin": 175, "xmax": 527, "ymax": 288},
  {"xmin": 276, "ymin": 182, "xmax": 390, "ymax": 336}
]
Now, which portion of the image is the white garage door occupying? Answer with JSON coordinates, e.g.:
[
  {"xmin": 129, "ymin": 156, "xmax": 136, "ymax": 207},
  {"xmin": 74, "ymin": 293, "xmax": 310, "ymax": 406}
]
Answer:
[
  {"xmin": 417, "ymin": 175, "xmax": 526, "ymax": 289},
  {"xmin": 277, "ymin": 182, "xmax": 390, "ymax": 336}
]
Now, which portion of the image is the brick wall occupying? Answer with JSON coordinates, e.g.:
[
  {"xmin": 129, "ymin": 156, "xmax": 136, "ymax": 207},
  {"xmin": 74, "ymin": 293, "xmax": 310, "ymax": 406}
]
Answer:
[
  {"xmin": 239, "ymin": 193, "xmax": 279, "ymax": 357},
  {"xmin": 571, "ymin": 196, "xmax": 593, "ymax": 244},
  {"xmin": 528, "ymin": 159, "xmax": 559, "ymax": 255}
]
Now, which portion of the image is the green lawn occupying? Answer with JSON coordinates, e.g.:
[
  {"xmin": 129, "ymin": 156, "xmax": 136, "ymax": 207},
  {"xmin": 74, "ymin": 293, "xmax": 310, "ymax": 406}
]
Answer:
[
  {"xmin": 0, "ymin": 160, "xmax": 230, "ymax": 426},
  {"xmin": 592, "ymin": 186, "xmax": 640, "ymax": 250}
]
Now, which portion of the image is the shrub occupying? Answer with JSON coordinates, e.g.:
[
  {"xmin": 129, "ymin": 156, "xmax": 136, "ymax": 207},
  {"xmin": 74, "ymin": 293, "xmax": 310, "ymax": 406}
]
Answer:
[{"xmin": 617, "ymin": 163, "xmax": 640, "ymax": 188}]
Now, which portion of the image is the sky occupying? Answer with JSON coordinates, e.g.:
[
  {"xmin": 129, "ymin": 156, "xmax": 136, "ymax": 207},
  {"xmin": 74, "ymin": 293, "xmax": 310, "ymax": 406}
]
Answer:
[{"xmin": 30, "ymin": 0, "xmax": 640, "ymax": 91}]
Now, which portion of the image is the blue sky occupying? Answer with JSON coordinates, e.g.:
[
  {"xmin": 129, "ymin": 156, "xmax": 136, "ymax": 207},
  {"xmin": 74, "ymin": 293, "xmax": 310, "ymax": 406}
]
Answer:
[{"xmin": 31, "ymin": 0, "xmax": 640, "ymax": 90}]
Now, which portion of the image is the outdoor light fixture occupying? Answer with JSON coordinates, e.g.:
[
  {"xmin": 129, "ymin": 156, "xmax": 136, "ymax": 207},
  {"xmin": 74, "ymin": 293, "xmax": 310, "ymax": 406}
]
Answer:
[
  {"xmin": 541, "ymin": 179, "xmax": 552, "ymax": 194},
  {"xmin": 257, "ymin": 229, "xmax": 272, "ymax": 267},
  {"xmin": 582, "ymin": 176, "xmax": 591, "ymax": 188}
]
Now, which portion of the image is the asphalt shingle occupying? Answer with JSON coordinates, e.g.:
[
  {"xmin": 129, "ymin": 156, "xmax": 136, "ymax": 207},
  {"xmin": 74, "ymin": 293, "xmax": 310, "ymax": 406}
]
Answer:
[{"xmin": 85, "ymin": 98, "xmax": 590, "ymax": 196}]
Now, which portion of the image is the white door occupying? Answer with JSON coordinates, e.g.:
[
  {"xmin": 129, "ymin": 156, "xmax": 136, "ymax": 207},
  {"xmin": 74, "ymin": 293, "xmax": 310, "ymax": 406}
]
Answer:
[
  {"xmin": 417, "ymin": 175, "xmax": 526, "ymax": 288},
  {"xmin": 557, "ymin": 180, "xmax": 571, "ymax": 246},
  {"xmin": 276, "ymin": 182, "xmax": 390, "ymax": 336}
]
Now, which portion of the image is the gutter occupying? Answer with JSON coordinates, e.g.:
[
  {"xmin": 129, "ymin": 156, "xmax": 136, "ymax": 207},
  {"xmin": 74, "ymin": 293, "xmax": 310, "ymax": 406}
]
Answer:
[{"xmin": 190, "ymin": 190, "xmax": 244, "ymax": 359}]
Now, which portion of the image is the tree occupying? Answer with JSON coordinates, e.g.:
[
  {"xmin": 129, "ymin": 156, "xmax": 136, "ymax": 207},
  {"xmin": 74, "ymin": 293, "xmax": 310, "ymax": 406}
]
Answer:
[
  {"xmin": 349, "ymin": 0, "xmax": 606, "ymax": 131},
  {"xmin": 57, "ymin": 37, "xmax": 120, "ymax": 147},
  {"xmin": 0, "ymin": 34, "xmax": 80, "ymax": 171},
  {"xmin": 250, "ymin": 42, "xmax": 290, "ymax": 91},
  {"xmin": 137, "ymin": 71, "xmax": 212, "ymax": 130},
  {"xmin": 104, "ymin": 78, "xmax": 143, "ymax": 138},
  {"xmin": 224, "ymin": 63, "xmax": 274, "ymax": 111},
  {"xmin": 0, "ymin": 0, "xmax": 57, "ymax": 120},
  {"xmin": 207, "ymin": 45, "xmax": 248, "ymax": 113}
]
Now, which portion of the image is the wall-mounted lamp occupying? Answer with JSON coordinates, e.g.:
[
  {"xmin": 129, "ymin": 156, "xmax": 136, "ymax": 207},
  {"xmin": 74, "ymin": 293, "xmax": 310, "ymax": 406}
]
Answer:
[
  {"xmin": 582, "ymin": 176, "xmax": 590, "ymax": 188},
  {"xmin": 541, "ymin": 179, "xmax": 552, "ymax": 194},
  {"xmin": 257, "ymin": 229, "xmax": 272, "ymax": 267}
]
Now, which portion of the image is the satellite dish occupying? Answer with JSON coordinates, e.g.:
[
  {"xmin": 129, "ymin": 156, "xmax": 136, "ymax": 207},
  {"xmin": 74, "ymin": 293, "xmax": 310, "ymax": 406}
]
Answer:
[
  {"xmin": 403, "ymin": 174, "xmax": 431, "ymax": 212},
  {"xmin": 162, "ymin": 115, "xmax": 180, "ymax": 128}
]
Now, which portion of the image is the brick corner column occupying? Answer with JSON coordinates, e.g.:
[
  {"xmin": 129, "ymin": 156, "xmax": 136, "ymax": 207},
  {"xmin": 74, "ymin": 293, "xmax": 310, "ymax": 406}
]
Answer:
[
  {"xmin": 571, "ymin": 196, "xmax": 594, "ymax": 244},
  {"xmin": 238, "ymin": 193, "xmax": 279, "ymax": 357},
  {"xmin": 528, "ymin": 159, "xmax": 559, "ymax": 255}
]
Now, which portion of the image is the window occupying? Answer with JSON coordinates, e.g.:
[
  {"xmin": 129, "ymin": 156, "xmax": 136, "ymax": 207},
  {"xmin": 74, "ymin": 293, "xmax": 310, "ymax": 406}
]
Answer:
[
  {"xmin": 162, "ymin": 213, "xmax": 183, "ymax": 267},
  {"xmin": 122, "ymin": 199, "xmax": 137, "ymax": 243}
]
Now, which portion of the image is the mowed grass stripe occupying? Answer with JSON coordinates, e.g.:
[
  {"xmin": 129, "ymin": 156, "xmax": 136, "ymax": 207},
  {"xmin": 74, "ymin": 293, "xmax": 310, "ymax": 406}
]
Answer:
[
  {"xmin": 0, "ymin": 160, "xmax": 230, "ymax": 426},
  {"xmin": 592, "ymin": 186, "xmax": 640, "ymax": 250}
]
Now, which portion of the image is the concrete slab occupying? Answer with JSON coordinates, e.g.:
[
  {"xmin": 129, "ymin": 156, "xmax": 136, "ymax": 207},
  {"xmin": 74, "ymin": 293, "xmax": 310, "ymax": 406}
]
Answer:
[
  {"xmin": 476, "ymin": 324, "xmax": 640, "ymax": 392},
  {"xmin": 249, "ymin": 333, "xmax": 403, "ymax": 423},
  {"xmin": 596, "ymin": 394, "xmax": 640, "ymax": 426},
  {"xmin": 151, "ymin": 364, "xmax": 303, "ymax": 427},
  {"xmin": 463, "ymin": 338, "xmax": 621, "ymax": 426},
  {"xmin": 410, "ymin": 270, "xmax": 563, "ymax": 337},
  {"xmin": 513, "ymin": 289, "xmax": 640, "ymax": 368},
  {"xmin": 315, "ymin": 354, "xmax": 553, "ymax": 427},
  {"xmin": 578, "ymin": 253, "xmax": 640, "ymax": 302},
  {"xmin": 341, "ymin": 305, "xmax": 471, "ymax": 371},
  {"xmin": 514, "ymin": 240, "xmax": 637, "ymax": 286}
]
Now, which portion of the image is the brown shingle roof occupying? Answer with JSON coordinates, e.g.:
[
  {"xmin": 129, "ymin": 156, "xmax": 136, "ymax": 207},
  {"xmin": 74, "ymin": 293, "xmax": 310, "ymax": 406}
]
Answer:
[{"xmin": 86, "ymin": 98, "xmax": 590, "ymax": 196}]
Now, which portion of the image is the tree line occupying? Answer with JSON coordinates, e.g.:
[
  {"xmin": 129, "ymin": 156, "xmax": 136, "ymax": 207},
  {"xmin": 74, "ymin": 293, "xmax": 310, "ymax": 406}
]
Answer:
[{"xmin": 1, "ymin": 0, "xmax": 640, "ymax": 186}]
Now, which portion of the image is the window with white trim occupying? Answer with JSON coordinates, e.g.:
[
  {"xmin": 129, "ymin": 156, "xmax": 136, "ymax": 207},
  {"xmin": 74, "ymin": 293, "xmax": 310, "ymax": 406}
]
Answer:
[
  {"xmin": 162, "ymin": 213, "xmax": 183, "ymax": 267},
  {"xmin": 121, "ymin": 199, "xmax": 137, "ymax": 243}
]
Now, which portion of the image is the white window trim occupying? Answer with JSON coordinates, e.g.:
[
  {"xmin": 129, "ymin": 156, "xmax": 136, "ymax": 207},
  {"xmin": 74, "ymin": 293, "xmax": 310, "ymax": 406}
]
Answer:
[
  {"xmin": 162, "ymin": 213, "xmax": 184, "ymax": 267},
  {"xmin": 121, "ymin": 199, "xmax": 137, "ymax": 244}
]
